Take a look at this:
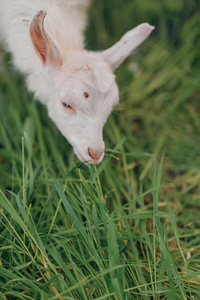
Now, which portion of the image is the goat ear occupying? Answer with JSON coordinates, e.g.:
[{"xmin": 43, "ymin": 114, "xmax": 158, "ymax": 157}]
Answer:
[
  {"xmin": 102, "ymin": 23, "xmax": 154, "ymax": 70},
  {"xmin": 30, "ymin": 10, "xmax": 62, "ymax": 67}
]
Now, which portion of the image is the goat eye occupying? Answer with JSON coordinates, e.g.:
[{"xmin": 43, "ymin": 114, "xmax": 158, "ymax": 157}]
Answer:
[{"xmin": 62, "ymin": 102, "xmax": 72, "ymax": 109}]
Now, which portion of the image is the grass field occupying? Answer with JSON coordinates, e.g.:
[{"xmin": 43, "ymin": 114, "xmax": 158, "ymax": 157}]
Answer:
[{"xmin": 1, "ymin": 0, "xmax": 200, "ymax": 299}]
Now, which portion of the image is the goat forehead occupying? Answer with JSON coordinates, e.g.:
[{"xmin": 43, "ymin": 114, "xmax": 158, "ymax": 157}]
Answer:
[
  {"xmin": 59, "ymin": 80, "xmax": 118, "ymax": 107},
  {"xmin": 82, "ymin": 65, "xmax": 115, "ymax": 93},
  {"xmin": 59, "ymin": 72, "xmax": 117, "ymax": 101},
  {"xmin": 60, "ymin": 53, "xmax": 115, "ymax": 91}
]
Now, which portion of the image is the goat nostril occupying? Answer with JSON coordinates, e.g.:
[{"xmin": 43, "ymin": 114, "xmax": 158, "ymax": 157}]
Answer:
[{"xmin": 88, "ymin": 148, "xmax": 104, "ymax": 160}]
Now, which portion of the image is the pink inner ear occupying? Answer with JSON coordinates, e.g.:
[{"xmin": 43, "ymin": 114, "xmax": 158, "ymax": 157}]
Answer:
[
  {"xmin": 30, "ymin": 10, "xmax": 62, "ymax": 67},
  {"xmin": 30, "ymin": 11, "xmax": 48, "ymax": 65}
]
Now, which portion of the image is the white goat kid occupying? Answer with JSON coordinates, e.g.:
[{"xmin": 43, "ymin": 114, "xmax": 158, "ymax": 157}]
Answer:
[{"xmin": 0, "ymin": 0, "xmax": 154, "ymax": 164}]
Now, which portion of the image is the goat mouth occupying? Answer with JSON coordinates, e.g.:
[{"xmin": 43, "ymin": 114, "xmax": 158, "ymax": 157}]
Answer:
[
  {"xmin": 74, "ymin": 148, "xmax": 88, "ymax": 164},
  {"xmin": 74, "ymin": 147, "xmax": 103, "ymax": 165}
]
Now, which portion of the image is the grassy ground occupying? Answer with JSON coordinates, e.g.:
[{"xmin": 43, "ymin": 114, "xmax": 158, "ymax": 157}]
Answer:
[{"xmin": 1, "ymin": 0, "xmax": 200, "ymax": 299}]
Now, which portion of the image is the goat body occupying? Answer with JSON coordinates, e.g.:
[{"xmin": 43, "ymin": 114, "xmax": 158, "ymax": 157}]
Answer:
[{"xmin": 0, "ymin": 0, "xmax": 154, "ymax": 164}]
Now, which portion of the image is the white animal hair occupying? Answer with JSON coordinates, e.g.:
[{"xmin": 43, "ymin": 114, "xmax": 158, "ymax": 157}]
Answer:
[{"xmin": 0, "ymin": 0, "xmax": 154, "ymax": 164}]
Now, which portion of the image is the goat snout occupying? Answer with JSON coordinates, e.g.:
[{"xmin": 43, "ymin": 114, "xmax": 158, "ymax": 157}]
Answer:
[{"xmin": 88, "ymin": 147, "xmax": 104, "ymax": 163}]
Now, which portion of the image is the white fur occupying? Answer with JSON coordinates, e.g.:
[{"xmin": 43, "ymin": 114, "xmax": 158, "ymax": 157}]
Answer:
[{"xmin": 0, "ymin": 0, "xmax": 154, "ymax": 164}]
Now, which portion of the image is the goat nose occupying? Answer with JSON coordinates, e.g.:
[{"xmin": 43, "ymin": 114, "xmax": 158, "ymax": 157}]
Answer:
[{"xmin": 88, "ymin": 148, "xmax": 104, "ymax": 160}]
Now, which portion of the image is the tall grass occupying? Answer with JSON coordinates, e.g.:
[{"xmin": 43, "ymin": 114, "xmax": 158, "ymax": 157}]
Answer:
[{"xmin": 1, "ymin": 0, "xmax": 200, "ymax": 299}]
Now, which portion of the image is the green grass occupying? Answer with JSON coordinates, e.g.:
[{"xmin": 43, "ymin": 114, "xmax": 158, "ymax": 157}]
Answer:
[{"xmin": 1, "ymin": 0, "xmax": 200, "ymax": 299}]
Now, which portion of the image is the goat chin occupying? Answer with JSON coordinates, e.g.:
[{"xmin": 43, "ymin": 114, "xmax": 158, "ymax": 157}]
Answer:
[{"xmin": 0, "ymin": 0, "xmax": 154, "ymax": 164}]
